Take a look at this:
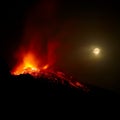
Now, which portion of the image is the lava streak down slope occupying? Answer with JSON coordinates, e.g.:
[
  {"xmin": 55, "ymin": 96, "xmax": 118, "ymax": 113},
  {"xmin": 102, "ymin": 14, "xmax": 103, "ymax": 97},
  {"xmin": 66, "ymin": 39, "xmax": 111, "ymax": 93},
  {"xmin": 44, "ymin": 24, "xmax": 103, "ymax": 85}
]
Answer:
[
  {"xmin": 0, "ymin": 71, "xmax": 118, "ymax": 98},
  {"xmin": 3, "ymin": 71, "xmax": 89, "ymax": 97}
]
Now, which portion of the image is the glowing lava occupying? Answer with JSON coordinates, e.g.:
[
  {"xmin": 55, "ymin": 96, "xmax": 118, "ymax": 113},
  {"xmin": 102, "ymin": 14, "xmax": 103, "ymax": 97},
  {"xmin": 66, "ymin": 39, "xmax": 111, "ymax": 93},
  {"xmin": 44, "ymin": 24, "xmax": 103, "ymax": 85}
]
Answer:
[
  {"xmin": 12, "ymin": 52, "xmax": 49, "ymax": 76},
  {"xmin": 11, "ymin": 51, "xmax": 88, "ymax": 92}
]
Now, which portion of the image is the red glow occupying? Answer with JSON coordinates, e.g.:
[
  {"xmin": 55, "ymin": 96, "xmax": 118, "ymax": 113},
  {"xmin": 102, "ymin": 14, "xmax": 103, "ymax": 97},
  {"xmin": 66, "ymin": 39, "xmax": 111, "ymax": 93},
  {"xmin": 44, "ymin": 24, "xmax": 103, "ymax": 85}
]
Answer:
[
  {"xmin": 11, "ymin": 47, "xmax": 88, "ymax": 90},
  {"xmin": 11, "ymin": 51, "xmax": 49, "ymax": 76},
  {"xmin": 9, "ymin": 1, "xmax": 90, "ymax": 93}
]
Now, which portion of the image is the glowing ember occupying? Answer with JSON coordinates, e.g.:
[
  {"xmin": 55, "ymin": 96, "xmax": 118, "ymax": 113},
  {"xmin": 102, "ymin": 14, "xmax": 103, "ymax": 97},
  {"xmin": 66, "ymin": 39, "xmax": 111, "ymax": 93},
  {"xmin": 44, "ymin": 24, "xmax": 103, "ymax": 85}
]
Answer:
[
  {"xmin": 43, "ymin": 64, "xmax": 49, "ymax": 70},
  {"xmin": 11, "ymin": 52, "xmax": 49, "ymax": 76}
]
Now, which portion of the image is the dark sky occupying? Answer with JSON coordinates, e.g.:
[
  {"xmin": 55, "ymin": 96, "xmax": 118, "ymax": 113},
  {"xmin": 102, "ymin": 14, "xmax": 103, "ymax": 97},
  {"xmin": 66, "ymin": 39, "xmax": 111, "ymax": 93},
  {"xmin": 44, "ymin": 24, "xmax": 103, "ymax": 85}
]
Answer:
[{"xmin": 0, "ymin": 0, "xmax": 120, "ymax": 93}]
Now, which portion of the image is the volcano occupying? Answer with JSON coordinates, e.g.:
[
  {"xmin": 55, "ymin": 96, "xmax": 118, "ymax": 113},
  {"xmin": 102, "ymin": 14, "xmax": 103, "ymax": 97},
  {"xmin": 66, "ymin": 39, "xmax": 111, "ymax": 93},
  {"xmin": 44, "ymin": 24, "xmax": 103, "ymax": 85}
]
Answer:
[
  {"xmin": 0, "ymin": 57, "xmax": 118, "ymax": 98},
  {"xmin": 1, "ymin": 35, "xmax": 118, "ymax": 98},
  {"xmin": 9, "ymin": 50, "xmax": 89, "ymax": 95},
  {"xmin": 1, "ymin": 0, "xmax": 118, "ymax": 99}
]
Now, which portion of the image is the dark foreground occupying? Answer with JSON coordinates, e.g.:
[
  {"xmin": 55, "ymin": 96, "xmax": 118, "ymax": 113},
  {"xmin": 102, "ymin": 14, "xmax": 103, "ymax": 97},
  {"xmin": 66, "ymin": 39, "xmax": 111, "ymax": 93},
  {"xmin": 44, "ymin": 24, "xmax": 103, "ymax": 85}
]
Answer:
[
  {"xmin": 0, "ymin": 75, "xmax": 119, "ymax": 117},
  {"xmin": 0, "ymin": 74, "xmax": 120, "ymax": 110},
  {"xmin": 0, "ymin": 73, "xmax": 119, "ymax": 98}
]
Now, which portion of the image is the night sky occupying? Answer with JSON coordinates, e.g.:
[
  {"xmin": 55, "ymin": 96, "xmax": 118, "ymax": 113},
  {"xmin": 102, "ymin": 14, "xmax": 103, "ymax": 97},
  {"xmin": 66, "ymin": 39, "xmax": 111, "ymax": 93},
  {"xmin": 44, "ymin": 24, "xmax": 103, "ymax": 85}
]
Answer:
[{"xmin": 0, "ymin": 0, "xmax": 120, "ymax": 93}]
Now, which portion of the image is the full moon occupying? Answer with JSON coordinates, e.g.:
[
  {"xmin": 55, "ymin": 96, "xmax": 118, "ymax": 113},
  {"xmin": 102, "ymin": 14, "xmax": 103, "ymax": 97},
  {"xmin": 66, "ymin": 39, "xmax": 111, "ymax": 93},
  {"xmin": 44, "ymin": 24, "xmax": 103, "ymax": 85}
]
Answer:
[{"xmin": 93, "ymin": 48, "xmax": 101, "ymax": 56}]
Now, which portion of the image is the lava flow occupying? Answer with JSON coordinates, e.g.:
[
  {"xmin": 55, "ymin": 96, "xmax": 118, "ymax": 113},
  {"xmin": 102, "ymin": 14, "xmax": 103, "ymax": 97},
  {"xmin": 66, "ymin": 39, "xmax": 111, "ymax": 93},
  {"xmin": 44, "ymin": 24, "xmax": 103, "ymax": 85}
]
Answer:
[
  {"xmin": 11, "ymin": 51, "xmax": 49, "ymax": 76},
  {"xmin": 11, "ymin": 50, "xmax": 88, "ymax": 92}
]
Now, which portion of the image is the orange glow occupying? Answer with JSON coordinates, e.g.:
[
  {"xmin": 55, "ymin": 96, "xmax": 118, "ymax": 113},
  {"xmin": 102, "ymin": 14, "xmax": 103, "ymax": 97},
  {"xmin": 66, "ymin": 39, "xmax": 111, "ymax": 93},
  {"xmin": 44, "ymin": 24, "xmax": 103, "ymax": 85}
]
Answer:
[
  {"xmin": 11, "ymin": 51, "xmax": 88, "ymax": 91},
  {"xmin": 12, "ymin": 52, "xmax": 49, "ymax": 76}
]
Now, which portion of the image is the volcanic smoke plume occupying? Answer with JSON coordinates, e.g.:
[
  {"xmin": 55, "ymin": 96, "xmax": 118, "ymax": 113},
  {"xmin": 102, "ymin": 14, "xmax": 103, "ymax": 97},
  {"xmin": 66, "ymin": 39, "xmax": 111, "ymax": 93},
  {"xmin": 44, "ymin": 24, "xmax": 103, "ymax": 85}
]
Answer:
[
  {"xmin": 11, "ymin": 0, "xmax": 76, "ymax": 75},
  {"xmin": 11, "ymin": 0, "xmax": 60, "ymax": 75},
  {"xmin": 10, "ymin": 0, "xmax": 88, "ymax": 91}
]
